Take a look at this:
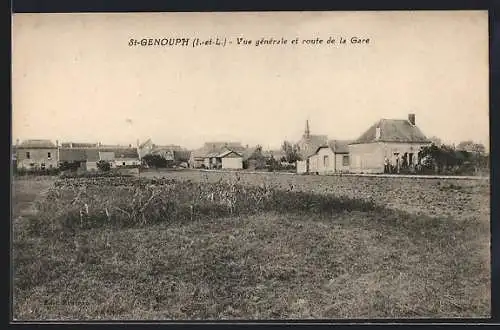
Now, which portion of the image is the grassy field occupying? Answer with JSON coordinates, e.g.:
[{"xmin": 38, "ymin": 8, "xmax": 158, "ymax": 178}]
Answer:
[{"xmin": 12, "ymin": 171, "xmax": 490, "ymax": 320}]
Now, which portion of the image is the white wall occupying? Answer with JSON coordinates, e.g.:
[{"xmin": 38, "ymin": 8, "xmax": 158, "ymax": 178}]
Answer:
[
  {"xmin": 221, "ymin": 156, "xmax": 243, "ymax": 169},
  {"xmin": 335, "ymin": 153, "xmax": 350, "ymax": 173},
  {"xmin": 296, "ymin": 160, "xmax": 307, "ymax": 174},
  {"xmin": 349, "ymin": 142, "xmax": 431, "ymax": 173},
  {"xmin": 314, "ymin": 147, "xmax": 336, "ymax": 174},
  {"xmin": 114, "ymin": 159, "xmax": 140, "ymax": 167}
]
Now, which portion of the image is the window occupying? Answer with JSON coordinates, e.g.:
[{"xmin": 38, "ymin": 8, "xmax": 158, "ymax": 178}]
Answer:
[
  {"xmin": 26, "ymin": 152, "xmax": 30, "ymax": 159},
  {"xmin": 47, "ymin": 152, "xmax": 51, "ymax": 159},
  {"xmin": 122, "ymin": 162, "xmax": 126, "ymax": 166},
  {"xmin": 343, "ymin": 155, "xmax": 349, "ymax": 166},
  {"xmin": 323, "ymin": 155, "xmax": 329, "ymax": 167}
]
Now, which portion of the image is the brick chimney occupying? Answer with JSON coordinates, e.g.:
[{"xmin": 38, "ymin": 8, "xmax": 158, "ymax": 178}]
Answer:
[{"xmin": 408, "ymin": 113, "xmax": 416, "ymax": 126}]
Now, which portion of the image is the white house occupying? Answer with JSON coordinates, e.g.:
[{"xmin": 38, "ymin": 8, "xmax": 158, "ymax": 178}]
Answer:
[
  {"xmin": 308, "ymin": 140, "xmax": 351, "ymax": 175},
  {"xmin": 190, "ymin": 142, "xmax": 246, "ymax": 169},
  {"xmin": 219, "ymin": 149, "xmax": 243, "ymax": 169},
  {"xmin": 349, "ymin": 114, "xmax": 432, "ymax": 174}
]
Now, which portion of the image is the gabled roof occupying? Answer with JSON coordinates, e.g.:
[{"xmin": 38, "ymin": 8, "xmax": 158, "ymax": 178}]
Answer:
[
  {"xmin": 218, "ymin": 149, "xmax": 243, "ymax": 158},
  {"xmin": 192, "ymin": 142, "xmax": 246, "ymax": 158},
  {"xmin": 351, "ymin": 119, "xmax": 431, "ymax": 144},
  {"xmin": 313, "ymin": 140, "xmax": 352, "ymax": 156},
  {"xmin": 17, "ymin": 139, "xmax": 57, "ymax": 149}
]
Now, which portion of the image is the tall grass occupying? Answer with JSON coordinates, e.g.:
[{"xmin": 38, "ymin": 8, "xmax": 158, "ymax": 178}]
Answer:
[{"xmin": 27, "ymin": 176, "xmax": 382, "ymax": 236}]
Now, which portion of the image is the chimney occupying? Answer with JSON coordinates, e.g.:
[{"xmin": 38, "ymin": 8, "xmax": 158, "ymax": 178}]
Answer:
[{"xmin": 408, "ymin": 113, "xmax": 415, "ymax": 126}]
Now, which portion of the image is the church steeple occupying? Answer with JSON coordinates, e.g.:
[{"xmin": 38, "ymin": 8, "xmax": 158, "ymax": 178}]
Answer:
[{"xmin": 304, "ymin": 119, "xmax": 310, "ymax": 139}]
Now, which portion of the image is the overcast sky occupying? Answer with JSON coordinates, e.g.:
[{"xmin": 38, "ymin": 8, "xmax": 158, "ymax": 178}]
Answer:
[{"xmin": 12, "ymin": 11, "xmax": 489, "ymax": 150}]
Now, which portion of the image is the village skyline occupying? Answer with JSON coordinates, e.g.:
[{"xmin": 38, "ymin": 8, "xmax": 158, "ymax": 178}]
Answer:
[{"xmin": 12, "ymin": 11, "xmax": 489, "ymax": 151}]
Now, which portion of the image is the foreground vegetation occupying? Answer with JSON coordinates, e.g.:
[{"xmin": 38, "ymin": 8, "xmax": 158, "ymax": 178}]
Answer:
[{"xmin": 12, "ymin": 174, "xmax": 490, "ymax": 320}]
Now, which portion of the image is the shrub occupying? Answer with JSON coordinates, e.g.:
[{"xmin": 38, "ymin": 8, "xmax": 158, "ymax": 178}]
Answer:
[{"xmin": 96, "ymin": 161, "xmax": 111, "ymax": 172}]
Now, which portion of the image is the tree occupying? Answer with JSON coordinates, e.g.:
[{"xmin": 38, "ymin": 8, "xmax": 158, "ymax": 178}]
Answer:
[
  {"xmin": 457, "ymin": 140, "xmax": 486, "ymax": 155},
  {"xmin": 281, "ymin": 141, "xmax": 302, "ymax": 163},
  {"xmin": 428, "ymin": 136, "xmax": 443, "ymax": 147},
  {"xmin": 249, "ymin": 145, "xmax": 266, "ymax": 169}
]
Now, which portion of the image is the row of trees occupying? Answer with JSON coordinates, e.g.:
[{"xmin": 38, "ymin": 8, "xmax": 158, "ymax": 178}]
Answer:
[{"xmin": 417, "ymin": 142, "xmax": 488, "ymax": 175}]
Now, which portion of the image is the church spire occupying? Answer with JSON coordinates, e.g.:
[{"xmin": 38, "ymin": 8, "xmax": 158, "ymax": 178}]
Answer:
[{"xmin": 305, "ymin": 119, "xmax": 310, "ymax": 139}]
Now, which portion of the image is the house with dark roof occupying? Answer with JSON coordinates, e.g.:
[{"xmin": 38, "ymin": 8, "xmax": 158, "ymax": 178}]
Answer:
[
  {"xmin": 348, "ymin": 114, "xmax": 432, "ymax": 173},
  {"xmin": 189, "ymin": 142, "xmax": 246, "ymax": 169},
  {"xmin": 15, "ymin": 139, "xmax": 59, "ymax": 170},
  {"xmin": 308, "ymin": 140, "xmax": 353, "ymax": 174}
]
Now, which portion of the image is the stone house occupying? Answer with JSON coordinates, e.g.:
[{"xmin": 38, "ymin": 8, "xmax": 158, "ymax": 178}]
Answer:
[
  {"xmin": 348, "ymin": 114, "xmax": 432, "ymax": 173},
  {"xmin": 16, "ymin": 139, "xmax": 59, "ymax": 170}
]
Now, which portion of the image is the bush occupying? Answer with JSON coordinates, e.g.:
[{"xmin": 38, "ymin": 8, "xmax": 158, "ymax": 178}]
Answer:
[
  {"xmin": 15, "ymin": 167, "xmax": 60, "ymax": 177},
  {"xmin": 96, "ymin": 161, "xmax": 111, "ymax": 172}
]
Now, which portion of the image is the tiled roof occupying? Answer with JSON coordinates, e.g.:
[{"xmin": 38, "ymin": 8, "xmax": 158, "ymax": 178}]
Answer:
[
  {"xmin": 352, "ymin": 119, "xmax": 430, "ymax": 144},
  {"xmin": 17, "ymin": 139, "xmax": 57, "ymax": 149}
]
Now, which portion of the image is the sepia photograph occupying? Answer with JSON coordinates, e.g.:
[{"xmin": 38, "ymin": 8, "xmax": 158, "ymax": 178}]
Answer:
[{"xmin": 11, "ymin": 11, "xmax": 490, "ymax": 320}]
